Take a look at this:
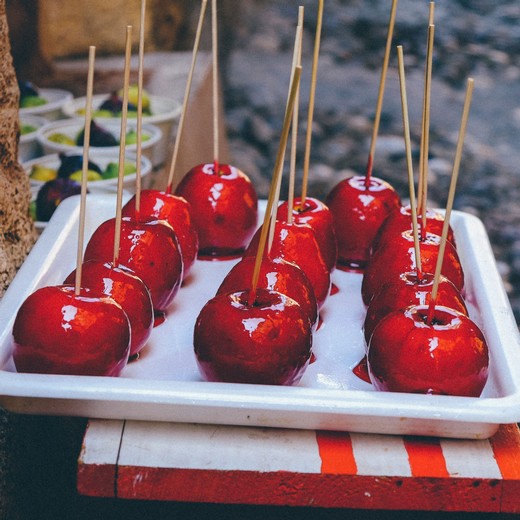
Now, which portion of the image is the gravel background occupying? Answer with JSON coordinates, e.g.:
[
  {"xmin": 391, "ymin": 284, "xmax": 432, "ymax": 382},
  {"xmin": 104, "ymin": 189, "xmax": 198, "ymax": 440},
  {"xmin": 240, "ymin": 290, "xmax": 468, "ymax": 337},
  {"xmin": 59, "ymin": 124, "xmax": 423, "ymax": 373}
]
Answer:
[{"xmin": 222, "ymin": 0, "xmax": 520, "ymax": 324}]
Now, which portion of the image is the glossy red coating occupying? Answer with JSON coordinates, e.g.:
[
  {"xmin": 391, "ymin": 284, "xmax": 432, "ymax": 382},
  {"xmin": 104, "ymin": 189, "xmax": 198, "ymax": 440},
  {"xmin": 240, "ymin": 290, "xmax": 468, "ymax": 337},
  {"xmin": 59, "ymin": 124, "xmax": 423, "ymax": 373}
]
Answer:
[
  {"xmin": 64, "ymin": 260, "xmax": 154, "ymax": 357},
  {"xmin": 367, "ymin": 305, "xmax": 489, "ymax": 397},
  {"xmin": 12, "ymin": 285, "xmax": 130, "ymax": 376},
  {"xmin": 245, "ymin": 219, "xmax": 331, "ymax": 309},
  {"xmin": 84, "ymin": 216, "xmax": 183, "ymax": 312},
  {"xmin": 277, "ymin": 197, "xmax": 338, "ymax": 272},
  {"xmin": 122, "ymin": 190, "xmax": 198, "ymax": 280},
  {"xmin": 371, "ymin": 205, "xmax": 456, "ymax": 255},
  {"xmin": 194, "ymin": 288, "xmax": 313, "ymax": 385},
  {"xmin": 363, "ymin": 272, "xmax": 467, "ymax": 345},
  {"xmin": 216, "ymin": 256, "xmax": 319, "ymax": 329},
  {"xmin": 175, "ymin": 162, "xmax": 258, "ymax": 257},
  {"xmin": 325, "ymin": 175, "xmax": 401, "ymax": 269},
  {"xmin": 361, "ymin": 230, "xmax": 465, "ymax": 305}
]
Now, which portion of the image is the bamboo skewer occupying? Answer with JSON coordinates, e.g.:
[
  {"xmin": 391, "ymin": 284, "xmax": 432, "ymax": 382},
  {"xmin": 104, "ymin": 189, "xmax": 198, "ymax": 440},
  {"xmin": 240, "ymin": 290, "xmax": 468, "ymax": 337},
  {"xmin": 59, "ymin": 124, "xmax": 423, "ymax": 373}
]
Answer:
[
  {"xmin": 365, "ymin": 0, "xmax": 397, "ymax": 188},
  {"xmin": 249, "ymin": 66, "xmax": 303, "ymax": 305},
  {"xmin": 112, "ymin": 25, "xmax": 133, "ymax": 268},
  {"xmin": 286, "ymin": 6, "xmax": 304, "ymax": 225},
  {"xmin": 427, "ymin": 78, "xmax": 474, "ymax": 323},
  {"xmin": 397, "ymin": 46, "xmax": 422, "ymax": 278},
  {"xmin": 300, "ymin": 0, "xmax": 323, "ymax": 206},
  {"xmin": 267, "ymin": 11, "xmax": 304, "ymax": 251},
  {"xmin": 417, "ymin": 2, "xmax": 435, "ymax": 217},
  {"xmin": 211, "ymin": 0, "xmax": 220, "ymax": 171},
  {"xmin": 75, "ymin": 45, "xmax": 96, "ymax": 297},
  {"xmin": 165, "ymin": 0, "xmax": 208, "ymax": 194},
  {"xmin": 418, "ymin": 22, "xmax": 435, "ymax": 232},
  {"xmin": 364, "ymin": 0, "xmax": 399, "ymax": 187},
  {"xmin": 134, "ymin": 0, "xmax": 147, "ymax": 216}
]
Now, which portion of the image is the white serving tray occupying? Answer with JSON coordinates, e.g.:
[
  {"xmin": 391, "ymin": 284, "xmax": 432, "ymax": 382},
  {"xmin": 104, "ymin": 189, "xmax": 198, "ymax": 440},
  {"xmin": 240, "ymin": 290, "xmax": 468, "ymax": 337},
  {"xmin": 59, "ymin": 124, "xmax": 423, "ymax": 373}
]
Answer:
[{"xmin": 1, "ymin": 195, "xmax": 520, "ymax": 439}]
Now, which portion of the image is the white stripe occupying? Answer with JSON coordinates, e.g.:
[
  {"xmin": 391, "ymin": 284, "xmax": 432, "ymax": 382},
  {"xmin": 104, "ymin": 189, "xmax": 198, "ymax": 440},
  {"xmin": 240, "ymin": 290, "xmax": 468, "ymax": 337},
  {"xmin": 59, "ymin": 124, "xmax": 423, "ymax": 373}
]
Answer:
[
  {"xmin": 350, "ymin": 433, "xmax": 412, "ymax": 476},
  {"xmin": 80, "ymin": 419, "xmax": 125, "ymax": 465},
  {"xmin": 440, "ymin": 438, "xmax": 502, "ymax": 478},
  {"xmin": 118, "ymin": 421, "xmax": 322, "ymax": 473}
]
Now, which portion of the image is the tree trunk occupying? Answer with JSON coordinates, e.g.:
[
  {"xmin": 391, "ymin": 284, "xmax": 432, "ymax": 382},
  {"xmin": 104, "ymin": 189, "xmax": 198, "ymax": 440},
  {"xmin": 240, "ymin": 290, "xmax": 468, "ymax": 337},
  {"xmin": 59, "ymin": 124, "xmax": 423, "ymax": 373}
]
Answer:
[{"xmin": 0, "ymin": 0, "xmax": 37, "ymax": 298}]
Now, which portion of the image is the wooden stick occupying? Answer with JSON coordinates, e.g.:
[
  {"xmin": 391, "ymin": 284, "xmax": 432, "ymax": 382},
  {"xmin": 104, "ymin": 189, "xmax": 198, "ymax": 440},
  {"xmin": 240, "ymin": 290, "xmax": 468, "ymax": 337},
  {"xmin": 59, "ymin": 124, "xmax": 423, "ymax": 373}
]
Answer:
[
  {"xmin": 419, "ymin": 24, "xmax": 435, "ymax": 233},
  {"xmin": 364, "ymin": 0, "xmax": 398, "ymax": 186},
  {"xmin": 300, "ymin": 0, "xmax": 323, "ymax": 205},
  {"xmin": 287, "ymin": 6, "xmax": 304, "ymax": 225},
  {"xmin": 211, "ymin": 0, "xmax": 219, "ymax": 170},
  {"xmin": 113, "ymin": 25, "xmax": 133, "ymax": 267},
  {"xmin": 417, "ymin": 2, "xmax": 435, "ymax": 220},
  {"xmin": 268, "ymin": 11, "xmax": 303, "ymax": 249},
  {"xmin": 427, "ymin": 78, "xmax": 474, "ymax": 322},
  {"xmin": 165, "ymin": 0, "xmax": 208, "ymax": 194},
  {"xmin": 134, "ymin": 0, "xmax": 147, "ymax": 215},
  {"xmin": 249, "ymin": 66, "xmax": 302, "ymax": 305},
  {"xmin": 75, "ymin": 45, "xmax": 96, "ymax": 296},
  {"xmin": 397, "ymin": 46, "xmax": 422, "ymax": 277}
]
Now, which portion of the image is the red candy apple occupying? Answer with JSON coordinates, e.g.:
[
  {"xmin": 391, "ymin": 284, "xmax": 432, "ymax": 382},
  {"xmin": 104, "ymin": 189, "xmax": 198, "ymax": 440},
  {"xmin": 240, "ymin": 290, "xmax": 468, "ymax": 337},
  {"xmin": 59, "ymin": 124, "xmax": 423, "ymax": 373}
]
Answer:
[
  {"xmin": 245, "ymin": 219, "xmax": 331, "ymax": 308},
  {"xmin": 122, "ymin": 190, "xmax": 198, "ymax": 280},
  {"xmin": 277, "ymin": 196, "xmax": 338, "ymax": 272},
  {"xmin": 363, "ymin": 271, "xmax": 467, "ymax": 345},
  {"xmin": 361, "ymin": 230, "xmax": 465, "ymax": 305},
  {"xmin": 325, "ymin": 175, "xmax": 401, "ymax": 269},
  {"xmin": 12, "ymin": 285, "xmax": 130, "ymax": 376},
  {"xmin": 175, "ymin": 162, "xmax": 258, "ymax": 258},
  {"xmin": 372, "ymin": 204, "xmax": 456, "ymax": 255},
  {"xmin": 64, "ymin": 260, "xmax": 154, "ymax": 357},
  {"xmin": 216, "ymin": 255, "xmax": 319, "ymax": 329},
  {"xmin": 84, "ymin": 216, "xmax": 183, "ymax": 312},
  {"xmin": 194, "ymin": 288, "xmax": 313, "ymax": 385},
  {"xmin": 367, "ymin": 305, "xmax": 489, "ymax": 397}
]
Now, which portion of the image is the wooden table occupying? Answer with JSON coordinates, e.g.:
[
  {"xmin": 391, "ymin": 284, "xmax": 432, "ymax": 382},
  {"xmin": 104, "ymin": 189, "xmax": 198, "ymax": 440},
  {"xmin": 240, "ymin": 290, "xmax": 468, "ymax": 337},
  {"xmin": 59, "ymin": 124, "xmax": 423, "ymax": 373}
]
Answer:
[{"xmin": 77, "ymin": 420, "xmax": 520, "ymax": 513}]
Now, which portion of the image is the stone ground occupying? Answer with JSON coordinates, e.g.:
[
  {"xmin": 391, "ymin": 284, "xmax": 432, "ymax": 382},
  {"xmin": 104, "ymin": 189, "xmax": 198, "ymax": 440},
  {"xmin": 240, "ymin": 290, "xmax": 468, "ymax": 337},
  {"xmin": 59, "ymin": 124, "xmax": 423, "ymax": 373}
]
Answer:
[{"xmin": 223, "ymin": 0, "xmax": 520, "ymax": 324}]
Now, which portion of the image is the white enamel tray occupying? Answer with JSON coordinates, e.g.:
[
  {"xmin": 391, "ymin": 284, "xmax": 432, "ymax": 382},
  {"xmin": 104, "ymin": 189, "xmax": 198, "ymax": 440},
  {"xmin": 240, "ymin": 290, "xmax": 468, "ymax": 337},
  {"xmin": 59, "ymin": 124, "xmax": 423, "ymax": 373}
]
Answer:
[{"xmin": 1, "ymin": 195, "xmax": 520, "ymax": 439}]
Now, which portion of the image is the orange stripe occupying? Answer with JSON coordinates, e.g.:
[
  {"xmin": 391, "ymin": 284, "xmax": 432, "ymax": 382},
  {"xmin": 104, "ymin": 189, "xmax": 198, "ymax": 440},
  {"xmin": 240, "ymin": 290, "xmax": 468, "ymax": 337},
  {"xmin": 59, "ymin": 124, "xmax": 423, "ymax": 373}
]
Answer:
[
  {"xmin": 489, "ymin": 424, "xmax": 520, "ymax": 479},
  {"xmin": 403, "ymin": 436, "xmax": 450, "ymax": 478},
  {"xmin": 316, "ymin": 431, "xmax": 357, "ymax": 474}
]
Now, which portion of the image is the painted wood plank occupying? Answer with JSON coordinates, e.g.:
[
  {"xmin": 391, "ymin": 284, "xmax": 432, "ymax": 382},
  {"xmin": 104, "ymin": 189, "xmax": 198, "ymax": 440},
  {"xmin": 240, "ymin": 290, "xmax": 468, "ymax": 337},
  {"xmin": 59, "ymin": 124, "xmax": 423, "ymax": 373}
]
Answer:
[
  {"xmin": 440, "ymin": 438, "xmax": 502, "ymax": 479},
  {"xmin": 350, "ymin": 433, "xmax": 412, "ymax": 476},
  {"xmin": 78, "ymin": 421, "xmax": 520, "ymax": 512},
  {"xmin": 118, "ymin": 421, "xmax": 322, "ymax": 473},
  {"xmin": 77, "ymin": 419, "xmax": 125, "ymax": 497}
]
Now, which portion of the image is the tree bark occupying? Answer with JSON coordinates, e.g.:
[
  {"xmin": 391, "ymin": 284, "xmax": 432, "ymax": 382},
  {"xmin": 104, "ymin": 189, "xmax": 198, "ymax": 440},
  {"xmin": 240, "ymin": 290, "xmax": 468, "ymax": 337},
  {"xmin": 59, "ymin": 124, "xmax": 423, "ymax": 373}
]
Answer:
[{"xmin": 0, "ymin": 0, "xmax": 37, "ymax": 297}]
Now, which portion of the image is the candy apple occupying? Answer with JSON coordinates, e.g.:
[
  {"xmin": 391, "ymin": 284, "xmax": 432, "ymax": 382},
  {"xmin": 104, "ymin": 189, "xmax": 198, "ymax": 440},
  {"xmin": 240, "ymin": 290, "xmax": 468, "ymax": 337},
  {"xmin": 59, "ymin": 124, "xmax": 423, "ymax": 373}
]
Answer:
[
  {"xmin": 361, "ymin": 229, "xmax": 464, "ymax": 305},
  {"xmin": 367, "ymin": 305, "xmax": 489, "ymax": 397},
  {"xmin": 174, "ymin": 162, "xmax": 258, "ymax": 258},
  {"xmin": 216, "ymin": 255, "xmax": 319, "ymax": 329},
  {"xmin": 12, "ymin": 285, "xmax": 130, "ymax": 376},
  {"xmin": 363, "ymin": 271, "xmax": 467, "ymax": 345},
  {"xmin": 277, "ymin": 196, "xmax": 338, "ymax": 272},
  {"xmin": 84, "ymin": 216, "xmax": 183, "ymax": 312},
  {"xmin": 245, "ymin": 219, "xmax": 331, "ymax": 308},
  {"xmin": 64, "ymin": 260, "xmax": 154, "ymax": 357},
  {"xmin": 325, "ymin": 175, "xmax": 401, "ymax": 269},
  {"xmin": 122, "ymin": 190, "xmax": 198, "ymax": 280},
  {"xmin": 371, "ymin": 204, "xmax": 456, "ymax": 255},
  {"xmin": 194, "ymin": 288, "xmax": 313, "ymax": 385}
]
